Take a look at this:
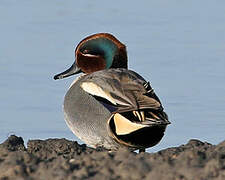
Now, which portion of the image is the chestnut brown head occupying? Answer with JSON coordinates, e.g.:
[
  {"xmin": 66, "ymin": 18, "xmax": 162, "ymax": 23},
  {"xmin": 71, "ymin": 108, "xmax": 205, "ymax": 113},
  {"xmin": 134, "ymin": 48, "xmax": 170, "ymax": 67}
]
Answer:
[{"xmin": 54, "ymin": 33, "xmax": 127, "ymax": 80}]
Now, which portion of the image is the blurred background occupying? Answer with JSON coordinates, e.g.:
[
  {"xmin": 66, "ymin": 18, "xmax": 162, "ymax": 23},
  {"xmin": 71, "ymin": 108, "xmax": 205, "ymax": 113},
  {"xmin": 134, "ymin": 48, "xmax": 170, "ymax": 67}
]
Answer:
[{"xmin": 0, "ymin": 0, "xmax": 225, "ymax": 152}]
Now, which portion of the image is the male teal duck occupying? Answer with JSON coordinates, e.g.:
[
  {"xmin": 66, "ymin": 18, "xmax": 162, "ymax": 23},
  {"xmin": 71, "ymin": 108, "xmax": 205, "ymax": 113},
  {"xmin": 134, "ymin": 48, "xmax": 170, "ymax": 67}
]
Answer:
[{"xmin": 54, "ymin": 33, "xmax": 170, "ymax": 152}]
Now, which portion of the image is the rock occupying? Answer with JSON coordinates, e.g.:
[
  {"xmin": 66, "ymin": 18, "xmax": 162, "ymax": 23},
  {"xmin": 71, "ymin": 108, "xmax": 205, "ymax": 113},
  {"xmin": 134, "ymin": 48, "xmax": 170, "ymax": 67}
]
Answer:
[
  {"xmin": 0, "ymin": 135, "xmax": 26, "ymax": 151},
  {"xmin": 0, "ymin": 135, "xmax": 225, "ymax": 180},
  {"xmin": 27, "ymin": 138, "xmax": 93, "ymax": 160}
]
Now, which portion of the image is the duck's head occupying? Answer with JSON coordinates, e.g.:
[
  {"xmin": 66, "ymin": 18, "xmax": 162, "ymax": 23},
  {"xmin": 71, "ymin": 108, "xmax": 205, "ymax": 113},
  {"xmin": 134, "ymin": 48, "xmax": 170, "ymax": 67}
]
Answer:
[{"xmin": 54, "ymin": 33, "xmax": 127, "ymax": 80}]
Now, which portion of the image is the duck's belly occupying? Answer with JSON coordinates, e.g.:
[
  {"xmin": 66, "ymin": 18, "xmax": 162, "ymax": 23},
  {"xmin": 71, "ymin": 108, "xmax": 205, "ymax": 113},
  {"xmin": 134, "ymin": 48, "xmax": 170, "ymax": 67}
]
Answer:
[{"xmin": 63, "ymin": 77, "xmax": 118, "ymax": 150}]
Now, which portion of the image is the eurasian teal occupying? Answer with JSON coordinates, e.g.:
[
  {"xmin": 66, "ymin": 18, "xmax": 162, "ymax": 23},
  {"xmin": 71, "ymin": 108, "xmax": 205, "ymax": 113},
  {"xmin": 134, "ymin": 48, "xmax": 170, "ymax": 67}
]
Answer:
[{"xmin": 54, "ymin": 33, "xmax": 170, "ymax": 152}]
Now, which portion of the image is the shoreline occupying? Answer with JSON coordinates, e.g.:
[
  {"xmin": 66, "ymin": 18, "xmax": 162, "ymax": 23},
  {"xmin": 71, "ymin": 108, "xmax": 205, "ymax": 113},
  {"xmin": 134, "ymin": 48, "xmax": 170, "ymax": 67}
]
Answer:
[{"xmin": 0, "ymin": 135, "xmax": 224, "ymax": 179}]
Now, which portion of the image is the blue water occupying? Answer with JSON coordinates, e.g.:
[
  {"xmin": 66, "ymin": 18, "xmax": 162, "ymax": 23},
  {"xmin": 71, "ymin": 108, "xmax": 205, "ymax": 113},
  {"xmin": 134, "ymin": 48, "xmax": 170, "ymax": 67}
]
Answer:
[{"xmin": 1, "ymin": 1, "xmax": 225, "ymax": 152}]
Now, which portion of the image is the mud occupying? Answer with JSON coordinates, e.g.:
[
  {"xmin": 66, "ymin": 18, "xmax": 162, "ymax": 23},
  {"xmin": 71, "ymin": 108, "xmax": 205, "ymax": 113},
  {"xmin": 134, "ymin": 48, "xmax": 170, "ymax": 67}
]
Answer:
[{"xmin": 0, "ymin": 135, "xmax": 224, "ymax": 180}]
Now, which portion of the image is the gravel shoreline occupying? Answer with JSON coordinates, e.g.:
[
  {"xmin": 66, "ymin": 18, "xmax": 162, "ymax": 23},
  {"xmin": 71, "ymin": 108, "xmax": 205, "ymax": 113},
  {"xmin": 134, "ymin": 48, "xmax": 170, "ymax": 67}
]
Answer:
[{"xmin": 0, "ymin": 135, "xmax": 224, "ymax": 180}]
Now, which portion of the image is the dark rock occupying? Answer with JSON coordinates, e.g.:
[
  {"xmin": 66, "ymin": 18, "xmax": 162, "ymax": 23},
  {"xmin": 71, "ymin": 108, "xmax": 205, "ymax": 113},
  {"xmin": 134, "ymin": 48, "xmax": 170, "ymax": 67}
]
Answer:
[
  {"xmin": 0, "ymin": 135, "xmax": 225, "ymax": 180},
  {"xmin": 27, "ymin": 138, "xmax": 93, "ymax": 160},
  {"xmin": 0, "ymin": 135, "xmax": 26, "ymax": 151}
]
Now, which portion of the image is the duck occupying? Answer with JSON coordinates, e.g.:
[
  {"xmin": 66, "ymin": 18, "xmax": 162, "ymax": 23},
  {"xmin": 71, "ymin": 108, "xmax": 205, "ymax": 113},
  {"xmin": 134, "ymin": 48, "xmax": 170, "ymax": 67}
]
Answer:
[{"xmin": 54, "ymin": 33, "xmax": 170, "ymax": 152}]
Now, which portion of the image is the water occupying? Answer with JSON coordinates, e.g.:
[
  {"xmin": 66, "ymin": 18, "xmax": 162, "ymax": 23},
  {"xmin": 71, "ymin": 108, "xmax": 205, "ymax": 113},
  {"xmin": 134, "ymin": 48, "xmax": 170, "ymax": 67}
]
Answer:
[{"xmin": 0, "ymin": 0, "xmax": 225, "ymax": 152}]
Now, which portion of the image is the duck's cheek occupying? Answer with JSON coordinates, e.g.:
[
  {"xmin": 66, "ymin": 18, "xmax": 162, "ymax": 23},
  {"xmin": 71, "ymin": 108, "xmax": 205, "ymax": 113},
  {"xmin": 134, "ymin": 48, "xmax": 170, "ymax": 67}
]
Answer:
[{"xmin": 77, "ymin": 55, "xmax": 106, "ymax": 74}]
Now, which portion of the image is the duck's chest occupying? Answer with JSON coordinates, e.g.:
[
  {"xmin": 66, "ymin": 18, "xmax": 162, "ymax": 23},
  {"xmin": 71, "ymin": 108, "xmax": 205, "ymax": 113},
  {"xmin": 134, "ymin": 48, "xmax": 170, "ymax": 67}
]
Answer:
[
  {"xmin": 63, "ymin": 77, "xmax": 116, "ymax": 148},
  {"xmin": 64, "ymin": 77, "xmax": 111, "ymax": 131},
  {"xmin": 64, "ymin": 77, "xmax": 112, "ymax": 120}
]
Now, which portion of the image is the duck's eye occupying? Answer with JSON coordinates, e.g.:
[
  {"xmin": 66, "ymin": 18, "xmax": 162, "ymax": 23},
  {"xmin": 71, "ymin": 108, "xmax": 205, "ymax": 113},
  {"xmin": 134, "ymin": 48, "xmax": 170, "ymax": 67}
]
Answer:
[{"xmin": 82, "ymin": 49, "xmax": 89, "ymax": 54}]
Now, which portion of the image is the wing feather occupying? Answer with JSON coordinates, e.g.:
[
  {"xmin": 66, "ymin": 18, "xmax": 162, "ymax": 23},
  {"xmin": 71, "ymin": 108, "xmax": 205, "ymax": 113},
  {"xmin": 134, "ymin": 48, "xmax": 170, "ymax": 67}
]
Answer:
[{"xmin": 80, "ymin": 68, "xmax": 163, "ymax": 113}]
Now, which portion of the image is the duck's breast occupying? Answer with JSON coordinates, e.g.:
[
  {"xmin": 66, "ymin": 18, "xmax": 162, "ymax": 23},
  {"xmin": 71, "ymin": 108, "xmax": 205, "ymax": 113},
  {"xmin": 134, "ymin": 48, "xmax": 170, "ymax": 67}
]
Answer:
[{"xmin": 63, "ymin": 75, "xmax": 115, "ymax": 148}]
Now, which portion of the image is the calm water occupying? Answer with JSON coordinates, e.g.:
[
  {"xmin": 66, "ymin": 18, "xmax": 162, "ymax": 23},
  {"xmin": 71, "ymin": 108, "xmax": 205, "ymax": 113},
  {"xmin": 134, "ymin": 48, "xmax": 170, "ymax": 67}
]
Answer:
[{"xmin": 0, "ymin": 1, "xmax": 225, "ymax": 152}]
